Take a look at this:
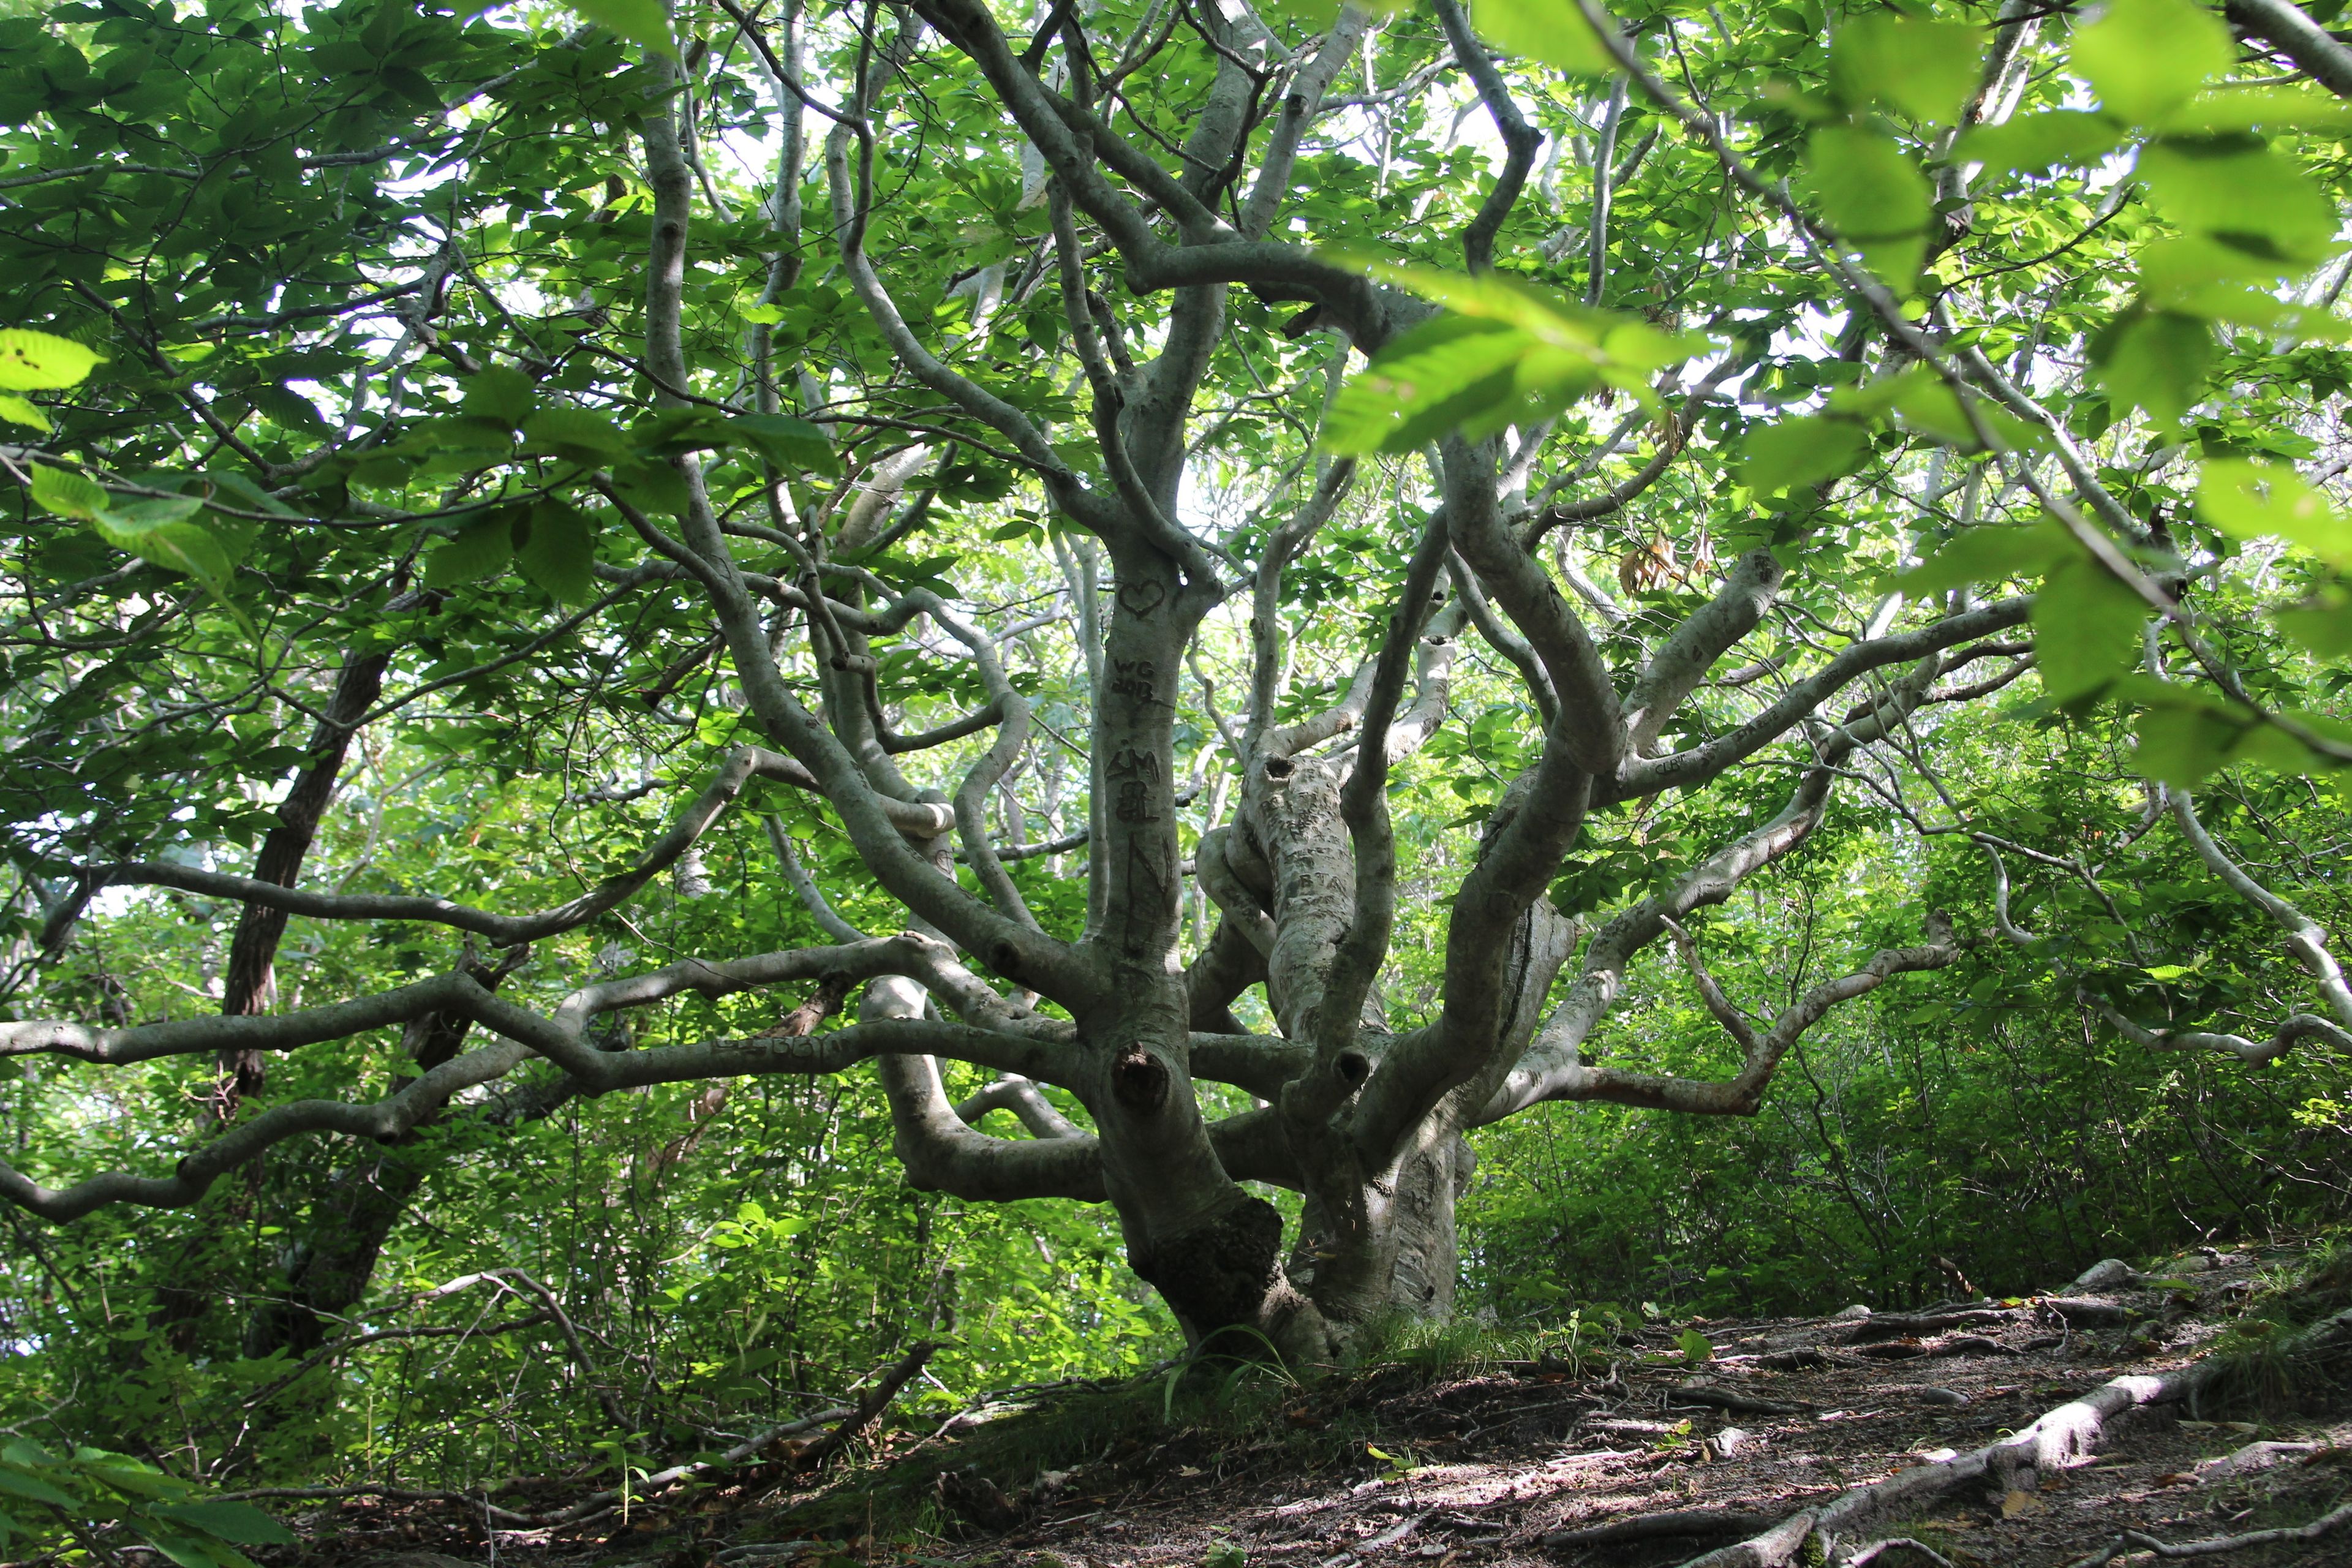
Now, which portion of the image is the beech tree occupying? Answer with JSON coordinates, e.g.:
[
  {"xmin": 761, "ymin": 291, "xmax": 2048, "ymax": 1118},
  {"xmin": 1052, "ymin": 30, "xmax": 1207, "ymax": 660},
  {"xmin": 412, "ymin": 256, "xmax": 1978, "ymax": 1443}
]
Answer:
[{"xmin": 6, "ymin": 0, "xmax": 2352, "ymax": 1362}]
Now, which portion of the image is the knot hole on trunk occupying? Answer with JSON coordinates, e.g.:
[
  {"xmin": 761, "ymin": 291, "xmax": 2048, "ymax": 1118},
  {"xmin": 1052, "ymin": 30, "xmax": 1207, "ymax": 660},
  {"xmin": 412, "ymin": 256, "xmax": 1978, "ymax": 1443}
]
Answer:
[
  {"xmin": 1262, "ymin": 756, "xmax": 1295, "ymax": 783},
  {"xmin": 1337, "ymin": 1049, "xmax": 1371, "ymax": 1089},
  {"xmin": 1112, "ymin": 1044, "xmax": 1170, "ymax": 1112}
]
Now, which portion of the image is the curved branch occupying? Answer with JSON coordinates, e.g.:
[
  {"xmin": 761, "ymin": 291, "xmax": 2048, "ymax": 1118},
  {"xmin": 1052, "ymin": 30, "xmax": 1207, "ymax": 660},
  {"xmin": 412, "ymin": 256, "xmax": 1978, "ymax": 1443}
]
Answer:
[
  {"xmin": 1621, "ymin": 547, "xmax": 1784, "ymax": 759},
  {"xmin": 1612, "ymin": 598, "xmax": 2032, "ymax": 802},
  {"xmin": 47, "ymin": 747, "xmax": 954, "ymax": 950}
]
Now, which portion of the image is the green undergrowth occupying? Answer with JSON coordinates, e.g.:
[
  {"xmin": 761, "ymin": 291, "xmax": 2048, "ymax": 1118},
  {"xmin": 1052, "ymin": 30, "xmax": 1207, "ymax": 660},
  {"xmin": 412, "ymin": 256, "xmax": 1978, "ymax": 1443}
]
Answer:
[{"xmin": 2184, "ymin": 1232, "xmax": 2352, "ymax": 1416}]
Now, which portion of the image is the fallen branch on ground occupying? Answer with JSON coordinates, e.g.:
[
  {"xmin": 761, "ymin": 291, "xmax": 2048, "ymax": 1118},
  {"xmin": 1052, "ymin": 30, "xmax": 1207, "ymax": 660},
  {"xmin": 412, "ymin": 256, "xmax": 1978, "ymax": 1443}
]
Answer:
[
  {"xmin": 2061, "ymin": 1499, "xmax": 2352, "ymax": 1566},
  {"xmin": 790, "ymin": 1341, "xmax": 937, "ymax": 1471},
  {"xmin": 1667, "ymin": 1385, "xmax": 1812, "ymax": 1416},
  {"xmin": 1545, "ymin": 1507, "xmax": 1781, "ymax": 1547},
  {"xmin": 1676, "ymin": 1306, "xmax": 2352, "ymax": 1567}
]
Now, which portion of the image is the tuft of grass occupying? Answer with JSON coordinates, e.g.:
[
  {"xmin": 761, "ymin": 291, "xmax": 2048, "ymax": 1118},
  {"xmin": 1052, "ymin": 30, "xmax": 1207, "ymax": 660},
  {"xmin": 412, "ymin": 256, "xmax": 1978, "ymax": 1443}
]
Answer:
[{"xmin": 2187, "ymin": 1231, "xmax": 2352, "ymax": 1417}]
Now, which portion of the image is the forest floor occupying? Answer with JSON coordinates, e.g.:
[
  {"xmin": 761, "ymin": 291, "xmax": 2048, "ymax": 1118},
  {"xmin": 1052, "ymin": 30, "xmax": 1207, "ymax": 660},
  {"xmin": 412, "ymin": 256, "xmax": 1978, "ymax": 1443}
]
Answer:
[{"xmin": 296, "ymin": 1242, "xmax": 2352, "ymax": 1568}]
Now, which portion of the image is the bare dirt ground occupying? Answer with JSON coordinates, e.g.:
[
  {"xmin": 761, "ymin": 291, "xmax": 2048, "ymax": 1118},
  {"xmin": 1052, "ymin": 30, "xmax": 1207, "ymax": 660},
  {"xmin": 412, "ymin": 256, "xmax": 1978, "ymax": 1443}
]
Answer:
[{"xmin": 282, "ymin": 1244, "xmax": 2352, "ymax": 1568}]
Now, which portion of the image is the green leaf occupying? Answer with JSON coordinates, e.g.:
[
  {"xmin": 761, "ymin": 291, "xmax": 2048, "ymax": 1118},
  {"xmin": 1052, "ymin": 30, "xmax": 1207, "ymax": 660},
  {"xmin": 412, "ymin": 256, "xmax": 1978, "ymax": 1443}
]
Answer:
[
  {"xmin": 2169, "ymin": 86, "xmax": 2352, "ymax": 134},
  {"xmin": 1739, "ymin": 415, "xmax": 1868, "ymax": 496},
  {"xmin": 2133, "ymin": 698, "xmax": 2245, "ymax": 786},
  {"xmin": 93, "ymin": 508, "xmax": 235, "ymax": 587},
  {"xmin": 252, "ymin": 383, "xmax": 326, "ymax": 431},
  {"xmin": 612, "ymin": 456, "xmax": 692, "ymax": 516},
  {"xmin": 0, "ymin": 1463, "xmax": 75, "ymax": 1507},
  {"xmin": 1897, "ymin": 523, "xmax": 2074, "ymax": 593},
  {"xmin": 1801, "ymin": 125, "xmax": 1934, "ymax": 292},
  {"xmin": 462, "ymin": 364, "xmax": 538, "ymax": 429},
  {"xmin": 1955, "ymin": 111, "xmax": 2125, "ymax": 180},
  {"xmin": 2275, "ymin": 590, "xmax": 2352, "ymax": 657},
  {"xmin": 1677, "ymin": 1327, "xmax": 1714, "ymax": 1365},
  {"xmin": 423, "ymin": 512, "xmax": 519, "ymax": 589},
  {"xmin": 571, "ymin": 0, "xmax": 676, "ymax": 56},
  {"xmin": 0, "ymin": 328, "xmax": 102, "ymax": 391},
  {"xmin": 1470, "ymin": 0, "xmax": 1616, "ymax": 77},
  {"xmin": 2092, "ymin": 308, "xmax": 2211, "ymax": 432},
  {"xmin": 733, "ymin": 412, "xmax": 841, "ymax": 477},
  {"xmin": 1325, "ymin": 315, "xmax": 1531, "ymax": 455},
  {"xmin": 2136, "ymin": 138, "xmax": 2339, "ymax": 271},
  {"xmin": 28, "ymin": 461, "xmax": 108, "ymax": 519},
  {"xmin": 0, "ymin": 393, "xmax": 51, "ymax": 431},
  {"xmin": 2199, "ymin": 457, "xmax": 2352, "ymax": 566},
  {"xmin": 1890, "ymin": 379, "xmax": 2049, "ymax": 453},
  {"xmin": 149, "ymin": 1501, "xmax": 296, "ymax": 1546},
  {"xmin": 513, "ymin": 499, "xmax": 599, "ymax": 603},
  {"xmin": 140, "ymin": 1534, "xmax": 229, "ymax": 1568},
  {"xmin": 2032, "ymin": 559, "xmax": 2148, "ymax": 701},
  {"xmin": 1320, "ymin": 269, "xmax": 1705, "ymax": 454},
  {"xmin": 2070, "ymin": 0, "xmax": 2234, "ymax": 127},
  {"xmin": 1828, "ymin": 15, "xmax": 1986, "ymax": 128},
  {"xmin": 521, "ymin": 405, "xmax": 629, "ymax": 465}
]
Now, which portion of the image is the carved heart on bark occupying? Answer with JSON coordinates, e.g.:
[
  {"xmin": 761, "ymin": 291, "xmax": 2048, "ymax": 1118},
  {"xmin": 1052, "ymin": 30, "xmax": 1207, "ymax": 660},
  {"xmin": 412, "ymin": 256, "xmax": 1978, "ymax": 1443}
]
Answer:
[{"xmin": 1115, "ymin": 579, "xmax": 1166, "ymax": 617}]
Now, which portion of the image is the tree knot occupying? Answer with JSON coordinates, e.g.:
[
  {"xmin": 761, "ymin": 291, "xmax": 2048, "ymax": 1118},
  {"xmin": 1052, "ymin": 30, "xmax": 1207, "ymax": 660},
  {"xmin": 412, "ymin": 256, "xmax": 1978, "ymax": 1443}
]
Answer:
[{"xmin": 1112, "ymin": 1044, "xmax": 1170, "ymax": 1112}]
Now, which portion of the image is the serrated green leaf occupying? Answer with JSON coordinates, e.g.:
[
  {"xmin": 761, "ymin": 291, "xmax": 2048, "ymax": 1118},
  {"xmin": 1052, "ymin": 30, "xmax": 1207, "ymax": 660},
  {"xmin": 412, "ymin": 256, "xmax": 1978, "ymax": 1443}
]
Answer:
[
  {"xmin": 513, "ymin": 499, "xmax": 598, "ymax": 603},
  {"xmin": 521, "ymin": 405, "xmax": 628, "ymax": 464},
  {"xmin": 1828, "ymin": 15, "xmax": 1986, "ymax": 128},
  {"xmin": 2199, "ymin": 457, "xmax": 2352, "ymax": 567},
  {"xmin": 0, "ymin": 393, "xmax": 51, "ymax": 431},
  {"xmin": 252, "ymin": 383, "xmax": 326, "ymax": 431},
  {"xmin": 1802, "ymin": 125, "xmax": 1933, "ymax": 292},
  {"xmin": 733, "ymin": 412, "xmax": 840, "ymax": 477},
  {"xmin": 0, "ymin": 328, "xmax": 102, "ymax": 391},
  {"xmin": 0, "ymin": 1463, "xmax": 75, "ymax": 1507},
  {"xmin": 462, "ymin": 364, "xmax": 538, "ymax": 428},
  {"xmin": 1325, "ymin": 316, "xmax": 1529, "ymax": 455},
  {"xmin": 612, "ymin": 456, "xmax": 692, "ymax": 516},
  {"xmin": 2033, "ymin": 559, "xmax": 2148, "ymax": 701},
  {"xmin": 93, "ymin": 513, "xmax": 235, "ymax": 586},
  {"xmin": 28, "ymin": 461, "xmax": 108, "ymax": 520},
  {"xmin": 423, "ymin": 513, "xmax": 519, "ymax": 589},
  {"xmin": 1470, "ymin": 0, "xmax": 1616, "ymax": 77},
  {"xmin": 2070, "ymin": 0, "xmax": 2234, "ymax": 127},
  {"xmin": 199, "ymin": 470, "xmax": 298, "ymax": 518}
]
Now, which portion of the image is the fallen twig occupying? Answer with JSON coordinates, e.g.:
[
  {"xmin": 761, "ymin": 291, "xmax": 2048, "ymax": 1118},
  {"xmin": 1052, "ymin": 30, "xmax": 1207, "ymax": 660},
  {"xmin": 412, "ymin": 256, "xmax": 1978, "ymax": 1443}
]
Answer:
[
  {"xmin": 541, "ymin": 1401, "xmax": 856, "ymax": 1527},
  {"xmin": 2060, "ymin": 1499, "xmax": 2352, "ymax": 1566},
  {"xmin": 1545, "ymin": 1507, "xmax": 1779, "ymax": 1547},
  {"xmin": 792, "ymin": 1340, "xmax": 937, "ymax": 1470},
  {"xmin": 1668, "ymin": 1385, "xmax": 1812, "ymax": 1416}
]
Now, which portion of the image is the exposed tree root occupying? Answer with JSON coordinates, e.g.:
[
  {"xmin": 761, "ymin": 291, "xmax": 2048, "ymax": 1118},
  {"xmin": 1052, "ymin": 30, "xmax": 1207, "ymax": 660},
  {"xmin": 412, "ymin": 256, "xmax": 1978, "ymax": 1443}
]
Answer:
[
  {"xmin": 1678, "ymin": 1308, "xmax": 2352, "ymax": 1567},
  {"xmin": 2060, "ymin": 1499, "xmax": 2352, "ymax": 1566},
  {"xmin": 1542, "ymin": 1507, "xmax": 1779, "ymax": 1547}
]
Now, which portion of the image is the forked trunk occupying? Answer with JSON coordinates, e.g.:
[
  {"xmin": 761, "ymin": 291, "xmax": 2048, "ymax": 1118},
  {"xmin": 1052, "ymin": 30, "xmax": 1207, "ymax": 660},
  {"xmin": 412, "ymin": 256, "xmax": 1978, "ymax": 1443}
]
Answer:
[{"xmin": 1291, "ymin": 1134, "xmax": 1471, "ymax": 1321}]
